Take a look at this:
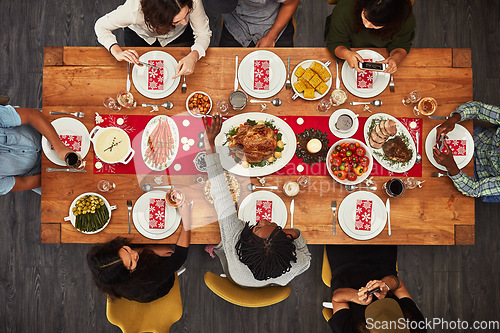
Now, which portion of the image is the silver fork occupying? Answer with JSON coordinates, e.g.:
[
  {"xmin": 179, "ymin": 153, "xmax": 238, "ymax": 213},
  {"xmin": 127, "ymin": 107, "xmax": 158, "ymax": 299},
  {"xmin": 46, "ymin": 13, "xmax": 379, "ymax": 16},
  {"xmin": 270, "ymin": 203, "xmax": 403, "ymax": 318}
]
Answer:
[
  {"xmin": 331, "ymin": 201, "xmax": 337, "ymax": 235},
  {"xmin": 127, "ymin": 200, "xmax": 133, "ymax": 234},
  {"xmin": 431, "ymin": 172, "xmax": 447, "ymax": 177},
  {"xmin": 181, "ymin": 75, "xmax": 187, "ymax": 93},
  {"xmin": 49, "ymin": 111, "xmax": 84, "ymax": 118},
  {"xmin": 389, "ymin": 74, "xmax": 395, "ymax": 92},
  {"xmin": 285, "ymin": 56, "xmax": 291, "ymax": 90}
]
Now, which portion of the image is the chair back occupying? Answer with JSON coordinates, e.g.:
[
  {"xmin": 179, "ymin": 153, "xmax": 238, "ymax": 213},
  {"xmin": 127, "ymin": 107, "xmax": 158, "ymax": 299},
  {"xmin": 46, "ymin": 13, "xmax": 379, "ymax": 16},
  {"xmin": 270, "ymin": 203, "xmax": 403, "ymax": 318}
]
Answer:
[
  {"xmin": 106, "ymin": 274, "xmax": 182, "ymax": 333},
  {"xmin": 203, "ymin": 271, "xmax": 291, "ymax": 307},
  {"xmin": 322, "ymin": 246, "xmax": 332, "ymax": 287}
]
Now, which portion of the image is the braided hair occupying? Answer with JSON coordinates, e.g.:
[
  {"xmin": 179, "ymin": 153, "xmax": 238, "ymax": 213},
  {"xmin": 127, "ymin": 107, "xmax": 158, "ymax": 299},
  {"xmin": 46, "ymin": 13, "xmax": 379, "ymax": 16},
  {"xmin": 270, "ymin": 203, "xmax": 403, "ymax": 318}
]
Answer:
[{"xmin": 236, "ymin": 222, "xmax": 297, "ymax": 281}]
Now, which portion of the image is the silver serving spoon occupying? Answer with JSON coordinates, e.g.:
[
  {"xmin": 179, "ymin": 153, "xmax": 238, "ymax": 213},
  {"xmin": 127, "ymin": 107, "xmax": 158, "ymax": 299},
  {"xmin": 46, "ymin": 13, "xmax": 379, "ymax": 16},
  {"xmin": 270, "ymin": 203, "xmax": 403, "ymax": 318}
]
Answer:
[
  {"xmin": 415, "ymin": 132, "xmax": 422, "ymax": 164},
  {"xmin": 246, "ymin": 183, "xmax": 278, "ymax": 191},
  {"xmin": 350, "ymin": 99, "xmax": 383, "ymax": 107},
  {"xmin": 249, "ymin": 98, "xmax": 282, "ymax": 107},
  {"xmin": 141, "ymin": 183, "xmax": 174, "ymax": 192},
  {"xmin": 142, "ymin": 102, "xmax": 174, "ymax": 110},
  {"xmin": 345, "ymin": 185, "xmax": 377, "ymax": 191}
]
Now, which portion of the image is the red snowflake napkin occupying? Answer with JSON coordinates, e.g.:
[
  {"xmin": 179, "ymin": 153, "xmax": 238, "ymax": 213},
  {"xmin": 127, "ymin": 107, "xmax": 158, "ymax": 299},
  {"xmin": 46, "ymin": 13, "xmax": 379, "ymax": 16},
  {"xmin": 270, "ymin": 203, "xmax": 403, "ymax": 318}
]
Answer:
[
  {"xmin": 148, "ymin": 198, "xmax": 166, "ymax": 229},
  {"xmin": 148, "ymin": 60, "xmax": 164, "ymax": 91},
  {"xmin": 51, "ymin": 135, "xmax": 82, "ymax": 152},
  {"xmin": 357, "ymin": 59, "xmax": 373, "ymax": 89},
  {"xmin": 256, "ymin": 200, "xmax": 273, "ymax": 222},
  {"xmin": 355, "ymin": 199, "xmax": 372, "ymax": 231},
  {"xmin": 445, "ymin": 139, "xmax": 467, "ymax": 156},
  {"xmin": 254, "ymin": 60, "xmax": 270, "ymax": 90}
]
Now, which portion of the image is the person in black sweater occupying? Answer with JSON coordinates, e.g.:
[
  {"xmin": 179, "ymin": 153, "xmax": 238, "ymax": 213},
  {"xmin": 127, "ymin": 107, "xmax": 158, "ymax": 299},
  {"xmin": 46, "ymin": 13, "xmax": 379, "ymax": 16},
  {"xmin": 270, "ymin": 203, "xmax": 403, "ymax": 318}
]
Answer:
[
  {"xmin": 87, "ymin": 202, "xmax": 191, "ymax": 303},
  {"xmin": 326, "ymin": 245, "xmax": 426, "ymax": 333}
]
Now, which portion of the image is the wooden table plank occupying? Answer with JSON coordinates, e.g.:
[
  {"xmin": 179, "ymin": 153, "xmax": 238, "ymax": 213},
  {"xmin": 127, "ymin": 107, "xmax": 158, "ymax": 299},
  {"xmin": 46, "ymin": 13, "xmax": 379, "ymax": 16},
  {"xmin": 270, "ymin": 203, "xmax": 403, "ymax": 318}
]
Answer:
[
  {"xmin": 42, "ymin": 47, "xmax": 474, "ymax": 245},
  {"xmin": 43, "ymin": 47, "xmax": 63, "ymax": 67}
]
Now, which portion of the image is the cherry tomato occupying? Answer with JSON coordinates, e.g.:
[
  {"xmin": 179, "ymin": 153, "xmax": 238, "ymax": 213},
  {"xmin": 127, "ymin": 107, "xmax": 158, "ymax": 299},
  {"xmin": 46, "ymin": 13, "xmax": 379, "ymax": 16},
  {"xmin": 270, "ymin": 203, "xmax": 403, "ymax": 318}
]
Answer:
[
  {"xmin": 330, "ymin": 165, "xmax": 338, "ymax": 172},
  {"xmin": 354, "ymin": 165, "xmax": 365, "ymax": 176},
  {"xmin": 359, "ymin": 156, "xmax": 369, "ymax": 167},
  {"xmin": 351, "ymin": 155, "xmax": 358, "ymax": 163},
  {"xmin": 355, "ymin": 142, "xmax": 360, "ymax": 147},
  {"xmin": 356, "ymin": 147, "xmax": 366, "ymax": 157},
  {"xmin": 347, "ymin": 172, "xmax": 357, "ymax": 181},
  {"xmin": 335, "ymin": 145, "xmax": 342, "ymax": 152},
  {"xmin": 348, "ymin": 143, "xmax": 356, "ymax": 151},
  {"xmin": 336, "ymin": 170, "xmax": 347, "ymax": 180},
  {"xmin": 346, "ymin": 150, "xmax": 353, "ymax": 157},
  {"xmin": 331, "ymin": 156, "xmax": 342, "ymax": 167},
  {"xmin": 331, "ymin": 150, "xmax": 339, "ymax": 156},
  {"xmin": 274, "ymin": 129, "xmax": 278, "ymax": 134},
  {"xmin": 339, "ymin": 151, "xmax": 346, "ymax": 158}
]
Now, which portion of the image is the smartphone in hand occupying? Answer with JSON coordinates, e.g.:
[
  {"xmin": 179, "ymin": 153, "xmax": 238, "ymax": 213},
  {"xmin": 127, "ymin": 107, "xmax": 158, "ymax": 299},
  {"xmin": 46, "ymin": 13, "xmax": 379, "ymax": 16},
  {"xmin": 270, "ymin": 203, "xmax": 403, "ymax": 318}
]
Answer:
[{"xmin": 366, "ymin": 287, "xmax": 381, "ymax": 296}]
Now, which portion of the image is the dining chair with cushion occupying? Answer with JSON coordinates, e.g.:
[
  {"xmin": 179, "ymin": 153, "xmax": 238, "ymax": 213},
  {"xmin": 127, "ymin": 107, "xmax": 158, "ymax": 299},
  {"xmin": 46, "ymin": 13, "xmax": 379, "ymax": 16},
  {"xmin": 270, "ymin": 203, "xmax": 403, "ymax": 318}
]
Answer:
[
  {"xmin": 203, "ymin": 271, "xmax": 291, "ymax": 307},
  {"xmin": 106, "ymin": 273, "xmax": 183, "ymax": 333}
]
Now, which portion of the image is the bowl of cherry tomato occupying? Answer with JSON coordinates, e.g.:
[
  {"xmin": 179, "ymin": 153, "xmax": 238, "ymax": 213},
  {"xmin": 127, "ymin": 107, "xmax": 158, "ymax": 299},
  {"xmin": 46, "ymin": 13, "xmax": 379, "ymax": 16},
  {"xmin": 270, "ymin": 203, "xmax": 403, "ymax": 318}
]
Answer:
[
  {"xmin": 326, "ymin": 139, "xmax": 373, "ymax": 185},
  {"xmin": 186, "ymin": 91, "xmax": 212, "ymax": 117}
]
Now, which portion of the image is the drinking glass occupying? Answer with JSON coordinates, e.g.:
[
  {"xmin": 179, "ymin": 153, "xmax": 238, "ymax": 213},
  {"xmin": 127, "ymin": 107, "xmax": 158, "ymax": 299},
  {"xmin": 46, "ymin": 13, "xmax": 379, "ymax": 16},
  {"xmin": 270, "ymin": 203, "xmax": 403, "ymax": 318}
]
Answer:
[
  {"xmin": 404, "ymin": 177, "xmax": 419, "ymax": 190},
  {"xmin": 116, "ymin": 91, "xmax": 136, "ymax": 108},
  {"xmin": 402, "ymin": 90, "xmax": 421, "ymax": 106},
  {"xmin": 217, "ymin": 100, "xmax": 229, "ymax": 115},
  {"xmin": 97, "ymin": 180, "xmax": 116, "ymax": 192},
  {"xmin": 194, "ymin": 174, "xmax": 207, "ymax": 188},
  {"xmin": 64, "ymin": 152, "xmax": 84, "ymax": 170},
  {"xmin": 317, "ymin": 97, "xmax": 333, "ymax": 113},
  {"xmin": 413, "ymin": 97, "xmax": 437, "ymax": 116},
  {"xmin": 297, "ymin": 175, "xmax": 310, "ymax": 188},
  {"xmin": 103, "ymin": 97, "xmax": 121, "ymax": 111},
  {"xmin": 383, "ymin": 178, "xmax": 405, "ymax": 197}
]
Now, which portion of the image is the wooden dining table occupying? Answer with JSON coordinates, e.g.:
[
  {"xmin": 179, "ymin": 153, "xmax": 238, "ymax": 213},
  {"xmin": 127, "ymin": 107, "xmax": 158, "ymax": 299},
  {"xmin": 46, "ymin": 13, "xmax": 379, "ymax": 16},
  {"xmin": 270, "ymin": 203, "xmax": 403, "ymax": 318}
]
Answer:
[{"xmin": 41, "ymin": 46, "xmax": 474, "ymax": 245}]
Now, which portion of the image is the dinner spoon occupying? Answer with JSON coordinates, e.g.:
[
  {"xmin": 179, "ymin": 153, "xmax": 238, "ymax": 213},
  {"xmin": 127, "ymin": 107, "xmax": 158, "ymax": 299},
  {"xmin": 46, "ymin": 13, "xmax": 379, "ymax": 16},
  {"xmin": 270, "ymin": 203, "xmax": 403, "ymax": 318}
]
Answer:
[
  {"xmin": 249, "ymin": 98, "xmax": 282, "ymax": 107},
  {"xmin": 141, "ymin": 183, "xmax": 174, "ymax": 192},
  {"xmin": 246, "ymin": 183, "xmax": 278, "ymax": 191},
  {"xmin": 142, "ymin": 102, "xmax": 174, "ymax": 110},
  {"xmin": 350, "ymin": 99, "xmax": 383, "ymax": 107},
  {"xmin": 345, "ymin": 185, "xmax": 377, "ymax": 191},
  {"xmin": 415, "ymin": 132, "xmax": 422, "ymax": 164}
]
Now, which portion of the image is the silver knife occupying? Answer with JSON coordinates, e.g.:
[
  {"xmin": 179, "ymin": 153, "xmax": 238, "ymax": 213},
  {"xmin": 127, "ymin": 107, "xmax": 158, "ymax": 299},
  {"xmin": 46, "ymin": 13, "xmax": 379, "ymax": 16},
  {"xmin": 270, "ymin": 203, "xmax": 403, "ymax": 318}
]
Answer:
[
  {"xmin": 290, "ymin": 199, "xmax": 295, "ymax": 228},
  {"xmin": 126, "ymin": 62, "xmax": 131, "ymax": 92},
  {"xmin": 428, "ymin": 115, "xmax": 449, "ymax": 120},
  {"xmin": 138, "ymin": 61, "xmax": 162, "ymax": 70},
  {"xmin": 46, "ymin": 167, "xmax": 86, "ymax": 172},
  {"xmin": 386, "ymin": 198, "xmax": 391, "ymax": 236}
]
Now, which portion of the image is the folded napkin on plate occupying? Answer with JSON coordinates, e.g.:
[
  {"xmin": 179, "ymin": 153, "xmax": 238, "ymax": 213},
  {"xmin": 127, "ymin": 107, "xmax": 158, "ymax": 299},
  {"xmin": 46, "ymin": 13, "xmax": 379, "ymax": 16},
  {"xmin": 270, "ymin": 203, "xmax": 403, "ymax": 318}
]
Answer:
[
  {"xmin": 148, "ymin": 60, "xmax": 164, "ymax": 90},
  {"xmin": 254, "ymin": 60, "xmax": 270, "ymax": 90},
  {"xmin": 444, "ymin": 139, "xmax": 467, "ymax": 156},
  {"xmin": 256, "ymin": 200, "xmax": 272, "ymax": 222},
  {"xmin": 357, "ymin": 59, "xmax": 373, "ymax": 89},
  {"xmin": 51, "ymin": 135, "xmax": 82, "ymax": 152},
  {"xmin": 149, "ymin": 198, "xmax": 166, "ymax": 229},
  {"xmin": 355, "ymin": 199, "xmax": 372, "ymax": 231}
]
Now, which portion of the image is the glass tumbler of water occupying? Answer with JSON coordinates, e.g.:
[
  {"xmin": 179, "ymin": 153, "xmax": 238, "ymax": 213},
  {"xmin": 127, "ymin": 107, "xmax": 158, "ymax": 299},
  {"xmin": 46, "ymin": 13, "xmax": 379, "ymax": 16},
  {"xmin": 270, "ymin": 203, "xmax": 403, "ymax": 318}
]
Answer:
[
  {"xmin": 217, "ymin": 100, "xmax": 229, "ymax": 115},
  {"xmin": 103, "ymin": 97, "xmax": 121, "ymax": 111},
  {"xmin": 317, "ymin": 97, "xmax": 333, "ymax": 113},
  {"xmin": 402, "ymin": 90, "xmax": 421, "ymax": 106},
  {"xmin": 97, "ymin": 180, "xmax": 116, "ymax": 192}
]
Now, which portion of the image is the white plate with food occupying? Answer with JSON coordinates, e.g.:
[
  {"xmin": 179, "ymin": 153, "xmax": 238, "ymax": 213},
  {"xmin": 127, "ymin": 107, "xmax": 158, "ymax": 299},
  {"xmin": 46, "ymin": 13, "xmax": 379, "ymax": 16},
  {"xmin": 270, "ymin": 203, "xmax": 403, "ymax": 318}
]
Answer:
[
  {"xmin": 329, "ymin": 109, "xmax": 359, "ymax": 138},
  {"xmin": 291, "ymin": 59, "xmax": 332, "ymax": 101},
  {"xmin": 132, "ymin": 51, "xmax": 180, "ymax": 99},
  {"xmin": 341, "ymin": 49, "xmax": 390, "ymax": 98},
  {"xmin": 214, "ymin": 112, "xmax": 297, "ymax": 177},
  {"xmin": 64, "ymin": 192, "xmax": 116, "ymax": 234},
  {"xmin": 132, "ymin": 191, "xmax": 181, "ymax": 240},
  {"xmin": 363, "ymin": 113, "xmax": 416, "ymax": 173},
  {"xmin": 90, "ymin": 126, "xmax": 135, "ymax": 165},
  {"xmin": 141, "ymin": 115, "xmax": 179, "ymax": 171},
  {"xmin": 326, "ymin": 139, "xmax": 373, "ymax": 185},
  {"xmin": 237, "ymin": 191, "xmax": 287, "ymax": 227},
  {"xmin": 238, "ymin": 50, "xmax": 286, "ymax": 99},
  {"xmin": 424, "ymin": 124, "xmax": 474, "ymax": 172},
  {"xmin": 204, "ymin": 172, "xmax": 241, "ymax": 205},
  {"xmin": 42, "ymin": 117, "xmax": 90, "ymax": 166},
  {"xmin": 338, "ymin": 191, "xmax": 387, "ymax": 240}
]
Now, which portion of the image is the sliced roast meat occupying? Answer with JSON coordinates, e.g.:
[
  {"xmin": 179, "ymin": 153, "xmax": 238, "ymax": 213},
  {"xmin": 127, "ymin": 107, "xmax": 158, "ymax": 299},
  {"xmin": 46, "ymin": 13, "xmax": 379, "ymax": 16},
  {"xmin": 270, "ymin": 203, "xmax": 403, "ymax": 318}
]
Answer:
[
  {"xmin": 375, "ymin": 124, "xmax": 388, "ymax": 141},
  {"xmin": 384, "ymin": 120, "xmax": 397, "ymax": 136},
  {"xmin": 379, "ymin": 120, "xmax": 390, "ymax": 136},
  {"xmin": 369, "ymin": 136, "xmax": 384, "ymax": 149},
  {"xmin": 370, "ymin": 129, "xmax": 386, "ymax": 144}
]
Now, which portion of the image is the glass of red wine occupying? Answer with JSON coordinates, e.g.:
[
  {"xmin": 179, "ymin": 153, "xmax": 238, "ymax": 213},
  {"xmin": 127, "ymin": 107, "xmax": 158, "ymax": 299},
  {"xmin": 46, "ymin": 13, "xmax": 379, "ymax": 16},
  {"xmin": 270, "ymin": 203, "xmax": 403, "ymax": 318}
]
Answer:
[
  {"xmin": 64, "ymin": 152, "xmax": 84, "ymax": 170},
  {"xmin": 383, "ymin": 178, "xmax": 405, "ymax": 197}
]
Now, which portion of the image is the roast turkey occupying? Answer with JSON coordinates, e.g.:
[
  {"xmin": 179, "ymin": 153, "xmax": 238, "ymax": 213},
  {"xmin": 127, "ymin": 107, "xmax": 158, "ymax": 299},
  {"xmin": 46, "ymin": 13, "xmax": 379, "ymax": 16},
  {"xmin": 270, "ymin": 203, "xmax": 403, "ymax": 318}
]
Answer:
[{"xmin": 227, "ymin": 124, "xmax": 277, "ymax": 163}]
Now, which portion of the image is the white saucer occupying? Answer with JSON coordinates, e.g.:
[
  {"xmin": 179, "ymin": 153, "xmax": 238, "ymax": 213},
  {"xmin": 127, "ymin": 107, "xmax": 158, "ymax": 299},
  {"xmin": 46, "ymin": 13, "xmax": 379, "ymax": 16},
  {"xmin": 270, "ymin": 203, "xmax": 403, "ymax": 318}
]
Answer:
[{"xmin": 329, "ymin": 109, "xmax": 359, "ymax": 138}]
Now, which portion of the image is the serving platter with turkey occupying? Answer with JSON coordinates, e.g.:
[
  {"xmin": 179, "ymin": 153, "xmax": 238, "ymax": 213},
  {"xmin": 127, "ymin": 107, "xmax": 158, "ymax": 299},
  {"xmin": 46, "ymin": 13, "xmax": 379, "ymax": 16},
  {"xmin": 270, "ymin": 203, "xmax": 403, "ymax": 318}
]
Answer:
[
  {"xmin": 214, "ymin": 112, "xmax": 297, "ymax": 177},
  {"xmin": 363, "ymin": 113, "xmax": 416, "ymax": 173}
]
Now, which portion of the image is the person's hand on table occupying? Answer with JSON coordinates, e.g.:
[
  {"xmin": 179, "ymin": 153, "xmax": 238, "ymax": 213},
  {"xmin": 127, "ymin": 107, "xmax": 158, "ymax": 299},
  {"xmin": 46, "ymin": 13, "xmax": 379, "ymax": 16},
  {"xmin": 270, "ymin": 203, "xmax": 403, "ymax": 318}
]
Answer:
[
  {"xmin": 381, "ymin": 57, "xmax": 398, "ymax": 74},
  {"xmin": 345, "ymin": 50, "xmax": 364, "ymax": 72},
  {"xmin": 172, "ymin": 51, "xmax": 199, "ymax": 79},
  {"xmin": 436, "ymin": 113, "xmax": 461, "ymax": 140},
  {"xmin": 110, "ymin": 45, "xmax": 139, "ymax": 64},
  {"xmin": 55, "ymin": 145, "xmax": 75, "ymax": 162},
  {"xmin": 433, "ymin": 141, "xmax": 460, "ymax": 175},
  {"xmin": 255, "ymin": 34, "xmax": 276, "ymax": 48},
  {"xmin": 178, "ymin": 200, "xmax": 193, "ymax": 231},
  {"xmin": 203, "ymin": 115, "xmax": 222, "ymax": 154}
]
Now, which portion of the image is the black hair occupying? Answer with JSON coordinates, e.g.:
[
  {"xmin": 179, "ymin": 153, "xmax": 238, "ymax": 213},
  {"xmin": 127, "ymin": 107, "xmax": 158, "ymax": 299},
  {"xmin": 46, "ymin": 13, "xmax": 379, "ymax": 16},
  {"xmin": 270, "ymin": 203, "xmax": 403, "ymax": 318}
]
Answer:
[
  {"xmin": 236, "ymin": 223, "xmax": 297, "ymax": 281},
  {"xmin": 87, "ymin": 237, "xmax": 163, "ymax": 299},
  {"xmin": 354, "ymin": 0, "xmax": 412, "ymax": 39},
  {"xmin": 141, "ymin": 0, "xmax": 194, "ymax": 35}
]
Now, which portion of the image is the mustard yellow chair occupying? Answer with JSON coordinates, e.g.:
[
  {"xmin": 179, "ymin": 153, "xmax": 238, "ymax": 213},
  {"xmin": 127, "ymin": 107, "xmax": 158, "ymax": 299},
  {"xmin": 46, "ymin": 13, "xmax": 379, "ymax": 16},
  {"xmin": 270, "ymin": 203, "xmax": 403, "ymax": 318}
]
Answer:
[
  {"xmin": 203, "ymin": 271, "xmax": 291, "ymax": 307},
  {"xmin": 106, "ymin": 273, "xmax": 183, "ymax": 333}
]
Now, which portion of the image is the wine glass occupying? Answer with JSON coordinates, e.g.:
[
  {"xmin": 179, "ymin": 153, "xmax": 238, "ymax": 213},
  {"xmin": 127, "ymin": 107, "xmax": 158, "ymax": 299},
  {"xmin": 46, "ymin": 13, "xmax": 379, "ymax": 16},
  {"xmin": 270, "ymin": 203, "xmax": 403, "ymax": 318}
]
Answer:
[
  {"xmin": 194, "ymin": 174, "xmax": 207, "ymax": 188},
  {"xmin": 297, "ymin": 175, "xmax": 310, "ymax": 188},
  {"xmin": 97, "ymin": 180, "xmax": 116, "ymax": 192},
  {"xmin": 217, "ymin": 100, "xmax": 229, "ymax": 115},
  {"xmin": 116, "ymin": 91, "xmax": 136, "ymax": 108},
  {"xmin": 402, "ymin": 90, "xmax": 421, "ymax": 106},
  {"xmin": 103, "ymin": 97, "xmax": 121, "ymax": 111},
  {"xmin": 317, "ymin": 97, "xmax": 333, "ymax": 113}
]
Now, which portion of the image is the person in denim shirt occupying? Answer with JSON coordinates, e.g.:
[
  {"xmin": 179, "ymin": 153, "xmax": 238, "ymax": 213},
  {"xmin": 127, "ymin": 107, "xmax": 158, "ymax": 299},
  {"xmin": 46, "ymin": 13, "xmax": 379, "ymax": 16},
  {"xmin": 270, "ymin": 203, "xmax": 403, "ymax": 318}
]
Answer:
[{"xmin": 0, "ymin": 105, "xmax": 74, "ymax": 195}]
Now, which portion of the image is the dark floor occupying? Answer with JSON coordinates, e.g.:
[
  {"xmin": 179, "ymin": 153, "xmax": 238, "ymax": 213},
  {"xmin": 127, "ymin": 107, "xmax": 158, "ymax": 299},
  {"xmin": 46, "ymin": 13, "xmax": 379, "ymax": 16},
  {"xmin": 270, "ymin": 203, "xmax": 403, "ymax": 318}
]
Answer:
[{"xmin": 0, "ymin": 0, "xmax": 499, "ymax": 332}]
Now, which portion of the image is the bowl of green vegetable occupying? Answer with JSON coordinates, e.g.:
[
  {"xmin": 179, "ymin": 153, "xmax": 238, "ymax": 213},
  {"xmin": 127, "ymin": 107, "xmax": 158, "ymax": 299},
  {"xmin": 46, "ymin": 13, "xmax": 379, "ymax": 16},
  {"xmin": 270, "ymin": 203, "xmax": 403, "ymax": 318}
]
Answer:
[{"xmin": 64, "ymin": 192, "xmax": 116, "ymax": 234}]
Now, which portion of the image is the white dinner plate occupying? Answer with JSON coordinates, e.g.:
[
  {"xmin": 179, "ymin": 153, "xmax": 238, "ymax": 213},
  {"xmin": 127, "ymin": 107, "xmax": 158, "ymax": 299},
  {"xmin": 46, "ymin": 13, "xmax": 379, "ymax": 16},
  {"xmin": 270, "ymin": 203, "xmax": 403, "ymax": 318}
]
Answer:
[
  {"xmin": 363, "ymin": 113, "xmax": 416, "ymax": 173},
  {"xmin": 237, "ymin": 191, "xmax": 287, "ymax": 227},
  {"xmin": 64, "ymin": 192, "xmax": 116, "ymax": 234},
  {"xmin": 338, "ymin": 191, "xmax": 387, "ymax": 240},
  {"xmin": 341, "ymin": 50, "xmax": 390, "ymax": 98},
  {"xmin": 132, "ymin": 51, "xmax": 180, "ymax": 99},
  {"xmin": 141, "ymin": 115, "xmax": 180, "ymax": 171},
  {"xmin": 42, "ymin": 117, "xmax": 90, "ymax": 166},
  {"xmin": 291, "ymin": 59, "xmax": 333, "ymax": 101},
  {"xmin": 238, "ymin": 50, "xmax": 286, "ymax": 99},
  {"xmin": 132, "ymin": 191, "xmax": 181, "ymax": 240},
  {"xmin": 214, "ymin": 112, "xmax": 297, "ymax": 177},
  {"xmin": 424, "ymin": 124, "xmax": 474, "ymax": 171},
  {"xmin": 329, "ymin": 108, "xmax": 359, "ymax": 138}
]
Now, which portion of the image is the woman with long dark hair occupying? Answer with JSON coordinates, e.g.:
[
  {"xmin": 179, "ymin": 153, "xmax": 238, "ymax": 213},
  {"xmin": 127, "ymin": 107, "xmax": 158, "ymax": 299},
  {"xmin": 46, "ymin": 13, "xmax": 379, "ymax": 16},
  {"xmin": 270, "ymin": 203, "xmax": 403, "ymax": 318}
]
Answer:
[
  {"xmin": 325, "ymin": 0, "xmax": 415, "ymax": 74},
  {"xmin": 87, "ymin": 203, "xmax": 192, "ymax": 302},
  {"xmin": 95, "ymin": 0, "xmax": 211, "ymax": 78}
]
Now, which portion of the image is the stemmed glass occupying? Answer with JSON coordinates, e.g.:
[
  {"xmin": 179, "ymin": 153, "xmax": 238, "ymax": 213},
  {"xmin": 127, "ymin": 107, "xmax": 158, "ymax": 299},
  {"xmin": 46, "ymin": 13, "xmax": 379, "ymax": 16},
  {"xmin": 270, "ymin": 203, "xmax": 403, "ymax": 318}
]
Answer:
[
  {"xmin": 217, "ymin": 100, "xmax": 229, "ymax": 115},
  {"xmin": 97, "ymin": 180, "xmax": 116, "ymax": 192},
  {"xmin": 103, "ymin": 97, "xmax": 121, "ymax": 111},
  {"xmin": 317, "ymin": 97, "xmax": 333, "ymax": 113},
  {"xmin": 402, "ymin": 90, "xmax": 421, "ymax": 106}
]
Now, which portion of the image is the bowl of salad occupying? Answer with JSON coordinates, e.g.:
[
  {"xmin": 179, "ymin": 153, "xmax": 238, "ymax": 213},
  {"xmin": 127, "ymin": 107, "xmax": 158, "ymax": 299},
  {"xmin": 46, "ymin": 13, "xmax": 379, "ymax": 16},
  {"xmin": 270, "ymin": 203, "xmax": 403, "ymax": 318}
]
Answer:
[{"xmin": 326, "ymin": 139, "xmax": 373, "ymax": 185}]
